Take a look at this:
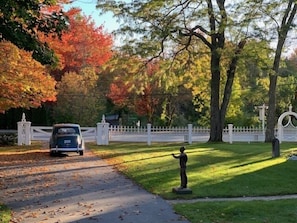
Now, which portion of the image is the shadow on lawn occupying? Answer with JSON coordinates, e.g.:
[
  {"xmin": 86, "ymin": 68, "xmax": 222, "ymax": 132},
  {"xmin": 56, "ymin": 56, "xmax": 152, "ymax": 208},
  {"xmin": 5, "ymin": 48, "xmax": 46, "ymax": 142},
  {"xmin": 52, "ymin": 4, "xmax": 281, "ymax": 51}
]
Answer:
[
  {"xmin": 190, "ymin": 160, "xmax": 297, "ymax": 198},
  {"xmin": 230, "ymin": 157, "xmax": 273, "ymax": 168}
]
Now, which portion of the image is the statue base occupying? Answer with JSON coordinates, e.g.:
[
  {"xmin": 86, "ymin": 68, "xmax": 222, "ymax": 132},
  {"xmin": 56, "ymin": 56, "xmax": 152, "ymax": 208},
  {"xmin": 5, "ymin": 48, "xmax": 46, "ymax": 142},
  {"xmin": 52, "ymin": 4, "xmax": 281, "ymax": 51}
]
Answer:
[{"xmin": 172, "ymin": 187, "xmax": 192, "ymax": 194}]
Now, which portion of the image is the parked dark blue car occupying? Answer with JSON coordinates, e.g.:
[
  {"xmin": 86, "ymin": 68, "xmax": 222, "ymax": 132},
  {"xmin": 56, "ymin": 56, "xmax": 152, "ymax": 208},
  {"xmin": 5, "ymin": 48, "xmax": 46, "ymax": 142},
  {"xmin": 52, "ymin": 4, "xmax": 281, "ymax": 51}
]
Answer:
[{"xmin": 49, "ymin": 124, "xmax": 85, "ymax": 156}]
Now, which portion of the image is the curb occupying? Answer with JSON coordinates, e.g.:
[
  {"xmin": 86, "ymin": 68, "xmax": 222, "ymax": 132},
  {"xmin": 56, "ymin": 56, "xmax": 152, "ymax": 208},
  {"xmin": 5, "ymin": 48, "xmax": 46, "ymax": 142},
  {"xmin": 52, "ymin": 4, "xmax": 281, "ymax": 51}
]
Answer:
[{"xmin": 167, "ymin": 194, "xmax": 297, "ymax": 204}]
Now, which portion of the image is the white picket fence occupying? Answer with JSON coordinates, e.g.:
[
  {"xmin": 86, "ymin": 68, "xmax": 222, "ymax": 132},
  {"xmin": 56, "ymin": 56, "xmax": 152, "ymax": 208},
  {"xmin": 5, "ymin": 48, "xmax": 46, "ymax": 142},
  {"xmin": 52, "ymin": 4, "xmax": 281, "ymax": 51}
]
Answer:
[
  {"xmin": 14, "ymin": 106, "xmax": 297, "ymax": 145},
  {"xmin": 13, "ymin": 122, "xmax": 297, "ymax": 145},
  {"xmin": 26, "ymin": 124, "xmax": 280, "ymax": 145},
  {"xmin": 108, "ymin": 125, "xmax": 268, "ymax": 143}
]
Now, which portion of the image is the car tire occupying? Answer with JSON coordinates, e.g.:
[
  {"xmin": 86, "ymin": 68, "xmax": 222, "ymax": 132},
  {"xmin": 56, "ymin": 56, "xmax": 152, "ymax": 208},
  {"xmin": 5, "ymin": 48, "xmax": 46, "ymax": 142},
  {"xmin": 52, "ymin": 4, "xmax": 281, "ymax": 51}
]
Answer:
[{"xmin": 79, "ymin": 151, "xmax": 84, "ymax": 156}]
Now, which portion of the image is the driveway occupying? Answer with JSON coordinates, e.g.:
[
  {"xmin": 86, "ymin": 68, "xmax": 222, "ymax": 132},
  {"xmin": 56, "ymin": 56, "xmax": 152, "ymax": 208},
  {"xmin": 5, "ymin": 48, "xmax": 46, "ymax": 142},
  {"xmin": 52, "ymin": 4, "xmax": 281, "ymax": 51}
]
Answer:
[{"xmin": 0, "ymin": 148, "xmax": 189, "ymax": 223}]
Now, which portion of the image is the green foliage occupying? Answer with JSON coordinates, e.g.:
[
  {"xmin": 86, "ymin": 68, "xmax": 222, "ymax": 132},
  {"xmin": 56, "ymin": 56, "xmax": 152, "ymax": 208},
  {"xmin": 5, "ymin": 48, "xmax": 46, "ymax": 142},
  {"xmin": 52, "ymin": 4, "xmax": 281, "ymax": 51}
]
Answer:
[
  {"xmin": 104, "ymin": 38, "xmax": 297, "ymax": 127},
  {"xmin": 278, "ymin": 75, "xmax": 297, "ymax": 112},
  {"xmin": 224, "ymin": 40, "xmax": 272, "ymax": 126},
  {"xmin": 0, "ymin": 0, "xmax": 68, "ymax": 65},
  {"xmin": 53, "ymin": 67, "xmax": 104, "ymax": 126},
  {"xmin": 0, "ymin": 204, "xmax": 11, "ymax": 223}
]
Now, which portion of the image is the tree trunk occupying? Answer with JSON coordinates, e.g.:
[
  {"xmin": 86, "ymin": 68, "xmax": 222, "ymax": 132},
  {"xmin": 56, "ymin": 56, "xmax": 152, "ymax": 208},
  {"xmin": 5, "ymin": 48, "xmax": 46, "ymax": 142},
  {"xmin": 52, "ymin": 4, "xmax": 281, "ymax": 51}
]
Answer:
[
  {"xmin": 265, "ymin": 74, "xmax": 277, "ymax": 142},
  {"xmin": 209, "ymin": 49, "xmax": 222, "ymax": 142},
  {"xmin": 208, "ymin": 0, "xmax": 225, "ymax": 142}
]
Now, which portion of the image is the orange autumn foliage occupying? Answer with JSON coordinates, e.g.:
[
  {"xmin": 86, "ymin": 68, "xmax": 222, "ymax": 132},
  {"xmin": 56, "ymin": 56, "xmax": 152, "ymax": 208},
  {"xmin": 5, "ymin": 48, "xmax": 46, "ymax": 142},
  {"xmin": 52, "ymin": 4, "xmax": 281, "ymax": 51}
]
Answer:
[
  {"xmin": 41, "ymin": 8, "xmax": 113, "ymax": 77},
  {"xmin": 135, "ymin": 85, "xmax": 159, "ymax": 118},
  {"xmin": 0, "ymin": 41, "xmax": 57, "ymax": 113},
  {"xmin": 108, "ymin": 81, "xmax": 131, "ymax": 107},
  {"xmin": 106, "ymin": 60, "xmax": 160, "ymax": 122}
]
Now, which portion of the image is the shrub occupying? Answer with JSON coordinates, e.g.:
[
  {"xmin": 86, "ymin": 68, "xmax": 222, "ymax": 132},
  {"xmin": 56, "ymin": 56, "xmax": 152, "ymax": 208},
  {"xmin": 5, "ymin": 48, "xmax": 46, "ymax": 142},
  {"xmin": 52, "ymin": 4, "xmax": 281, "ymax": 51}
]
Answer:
[{"xmin": 0, "ymin": 133, "xmax": 17, "ymax": 146}]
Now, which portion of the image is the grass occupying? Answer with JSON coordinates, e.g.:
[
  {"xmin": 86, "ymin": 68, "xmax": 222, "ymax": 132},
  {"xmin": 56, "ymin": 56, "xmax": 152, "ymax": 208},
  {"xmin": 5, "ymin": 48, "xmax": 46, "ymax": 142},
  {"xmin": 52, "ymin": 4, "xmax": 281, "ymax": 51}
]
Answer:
[
  {"xmin": 174, "ymin": 199, "xmax": 297, "ymax": 223},
  {"xmin": 0, "ymin": 142, "xmax": 45, "ymax": 153},
  {"xmin": 88, "ymin": 142, "xmax": 297, "ymax": 199},
  {"xmin": 88, "ymin": 141, "xmax": 297, "ymax": 223}
]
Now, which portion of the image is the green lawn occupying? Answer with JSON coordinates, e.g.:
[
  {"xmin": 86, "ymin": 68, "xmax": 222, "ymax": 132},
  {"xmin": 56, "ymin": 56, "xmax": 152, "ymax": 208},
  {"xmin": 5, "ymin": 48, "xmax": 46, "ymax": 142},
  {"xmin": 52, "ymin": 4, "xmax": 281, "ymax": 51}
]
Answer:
[
  {"xmin": 89, "ymin": 141, "xmax": 297, "ymax": 223},
  {"xmin": 89, "ymin": 142, "xmax": 297, "ymax": 199},
  {"xmin": 174, "ymin": 199, "xmax": 297, "ymax": 223}
]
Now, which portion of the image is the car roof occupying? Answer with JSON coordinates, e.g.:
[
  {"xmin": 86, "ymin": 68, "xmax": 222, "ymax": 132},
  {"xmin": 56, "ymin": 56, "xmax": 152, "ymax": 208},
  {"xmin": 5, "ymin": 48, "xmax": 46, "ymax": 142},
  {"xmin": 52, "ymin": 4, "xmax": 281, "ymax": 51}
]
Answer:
[{"xmin": 53, "ymin": 123, "xmax": 81, "ymax": 128}]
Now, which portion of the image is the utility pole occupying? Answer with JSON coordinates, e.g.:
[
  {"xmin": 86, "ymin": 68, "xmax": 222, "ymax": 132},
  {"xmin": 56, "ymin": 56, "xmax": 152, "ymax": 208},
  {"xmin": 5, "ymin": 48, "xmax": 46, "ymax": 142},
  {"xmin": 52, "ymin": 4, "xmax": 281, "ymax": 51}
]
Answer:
[{"xmin": 255, "ymin": 104, "xmax": 268, "ymax": 135}]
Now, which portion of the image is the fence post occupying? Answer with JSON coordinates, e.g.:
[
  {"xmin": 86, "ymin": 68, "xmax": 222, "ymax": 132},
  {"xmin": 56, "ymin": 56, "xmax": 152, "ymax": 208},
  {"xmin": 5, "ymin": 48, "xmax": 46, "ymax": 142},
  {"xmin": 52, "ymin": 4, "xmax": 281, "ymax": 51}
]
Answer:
[
  {"xmin": 187, "ymin": 124, "xmax": 192, "ymax": 144},
  {"xmin": 147, "ymin": 123, "xmax": 151, "ymax": 146},
  {"xmin": 228, "ymin": 124, "xmax": 233, "ymax": 144},
  {"xmin": 17, "ymin": 113, "xmax": 31, "ymax": 145}
]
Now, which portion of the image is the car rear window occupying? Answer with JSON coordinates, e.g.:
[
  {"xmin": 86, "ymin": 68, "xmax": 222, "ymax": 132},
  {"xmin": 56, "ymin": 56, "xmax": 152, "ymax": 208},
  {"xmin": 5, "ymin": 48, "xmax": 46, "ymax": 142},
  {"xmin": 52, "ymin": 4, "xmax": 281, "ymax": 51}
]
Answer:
[{"xmin": 54, "ymin": 127, "xmax": 79, "ymax": 135}]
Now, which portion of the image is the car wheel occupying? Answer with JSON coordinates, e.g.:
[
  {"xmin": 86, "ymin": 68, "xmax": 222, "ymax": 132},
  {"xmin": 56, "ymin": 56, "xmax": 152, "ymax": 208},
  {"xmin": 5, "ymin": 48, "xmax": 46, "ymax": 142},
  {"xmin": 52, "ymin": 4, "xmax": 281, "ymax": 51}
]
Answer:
[{"xmin": 79, "ymin": 151, "xmax": 84, "ymax": 156}]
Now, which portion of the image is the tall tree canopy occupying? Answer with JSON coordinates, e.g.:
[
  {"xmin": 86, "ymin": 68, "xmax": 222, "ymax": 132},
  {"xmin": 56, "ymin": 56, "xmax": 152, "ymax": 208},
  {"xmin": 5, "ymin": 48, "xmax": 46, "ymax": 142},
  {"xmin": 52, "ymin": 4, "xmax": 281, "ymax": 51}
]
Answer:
[
  {"xmin": 97, "ymin": 0, "xmax": 297, "ymax": 142},
  {"xmin": 0, "ymin": 0, "xmax": 68, "ymax": 65},
  {"xmin": 96, "ymin": 0, "xmax": 262, "ymax": 141}
]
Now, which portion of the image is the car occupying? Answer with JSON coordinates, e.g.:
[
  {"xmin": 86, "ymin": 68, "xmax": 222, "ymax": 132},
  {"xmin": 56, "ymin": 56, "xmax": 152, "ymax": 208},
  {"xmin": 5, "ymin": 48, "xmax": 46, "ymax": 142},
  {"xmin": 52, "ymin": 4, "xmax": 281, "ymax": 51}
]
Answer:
[{"xmin": 49, "ymin": 123, "xmax": 85, "ymax": 156}]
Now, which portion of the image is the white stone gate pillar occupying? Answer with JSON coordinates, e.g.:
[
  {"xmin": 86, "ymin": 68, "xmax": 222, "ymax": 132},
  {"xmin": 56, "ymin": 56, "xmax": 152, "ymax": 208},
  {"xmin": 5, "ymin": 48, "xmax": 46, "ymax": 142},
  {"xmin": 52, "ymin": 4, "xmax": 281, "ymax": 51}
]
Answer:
[
  {"xmin": 96, "ymin": 116, "xmax": 110, "ymax": 145},
  {"xmin": 17, "ymin": 113, "xmax": 31, "ymax": 145}
]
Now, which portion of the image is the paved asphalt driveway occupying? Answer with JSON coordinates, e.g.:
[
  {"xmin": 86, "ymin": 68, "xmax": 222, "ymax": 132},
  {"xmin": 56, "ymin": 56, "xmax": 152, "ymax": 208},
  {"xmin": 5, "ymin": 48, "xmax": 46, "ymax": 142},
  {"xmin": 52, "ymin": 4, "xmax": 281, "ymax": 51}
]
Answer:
[{"xmin": 0, "ymin": 148, "xmax": 189, "ymax": 223}]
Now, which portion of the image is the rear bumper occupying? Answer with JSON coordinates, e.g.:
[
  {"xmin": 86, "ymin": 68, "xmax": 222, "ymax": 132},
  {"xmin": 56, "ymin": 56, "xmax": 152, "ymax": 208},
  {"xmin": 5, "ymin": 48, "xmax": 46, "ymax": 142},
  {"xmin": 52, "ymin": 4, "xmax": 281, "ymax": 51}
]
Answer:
[{"xmin": 50, "ymin": 147, "xmax": 84, "ymax": 153}]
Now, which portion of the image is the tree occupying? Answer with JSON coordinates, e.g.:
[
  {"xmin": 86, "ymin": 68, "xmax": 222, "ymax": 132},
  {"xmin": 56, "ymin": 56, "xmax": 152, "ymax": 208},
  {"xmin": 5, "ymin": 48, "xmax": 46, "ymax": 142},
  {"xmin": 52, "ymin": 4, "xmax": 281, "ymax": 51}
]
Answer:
[
  {"xmin": 97, "ymin": 0, "xmax": 267, "ymax": 141},
  {"xmin": 264, "ymin": 0, "xmax": 297, "ymax": 142},
  {"xmin": 53, "ymin": 67, "xmax": 103, "ymax": 126},
  {"xmin": 0, "ymin": 0, "xmax": 68, "ymax": 65},
  {"xmin": 228, "ymin": 40, "xmax": 273, "ymax": 127},
  {"xmin": 41, "ymin": 8, "xmax": 113, "ymax": 125},
  {"xmin": 0, "ymin": 41, "xmax": 56, "ymax": 112},
  {"xmin": 41, "ymin": 8, "xmax": 113, "ymax": 80},
  {"xmin": 105, "ymin": 56, "xmax": 160, "ymax": 123}
]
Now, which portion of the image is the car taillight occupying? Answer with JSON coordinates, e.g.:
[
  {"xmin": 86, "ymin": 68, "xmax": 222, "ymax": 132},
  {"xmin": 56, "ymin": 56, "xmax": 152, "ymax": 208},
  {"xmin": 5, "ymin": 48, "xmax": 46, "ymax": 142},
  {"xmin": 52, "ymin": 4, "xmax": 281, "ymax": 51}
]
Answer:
[{"xmin": 77, "ymin": 136, "xmax": 82, "ymax": 147}]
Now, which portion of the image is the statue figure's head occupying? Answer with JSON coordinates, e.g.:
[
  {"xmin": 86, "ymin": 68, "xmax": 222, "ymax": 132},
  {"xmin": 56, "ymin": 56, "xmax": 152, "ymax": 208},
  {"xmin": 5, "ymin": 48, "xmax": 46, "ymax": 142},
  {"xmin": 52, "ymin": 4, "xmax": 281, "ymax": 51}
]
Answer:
[{"xmin": 180, "ymin": 146, "xmax": 185, "ymax": 153}]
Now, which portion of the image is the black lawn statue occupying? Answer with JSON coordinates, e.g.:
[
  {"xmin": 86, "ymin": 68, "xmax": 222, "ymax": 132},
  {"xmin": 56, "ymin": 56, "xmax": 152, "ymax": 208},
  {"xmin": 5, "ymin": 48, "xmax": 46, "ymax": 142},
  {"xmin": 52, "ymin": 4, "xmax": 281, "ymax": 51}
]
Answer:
[{"xmin": 172, "ymin": 146, "xmax": 192, "ymax": 194}]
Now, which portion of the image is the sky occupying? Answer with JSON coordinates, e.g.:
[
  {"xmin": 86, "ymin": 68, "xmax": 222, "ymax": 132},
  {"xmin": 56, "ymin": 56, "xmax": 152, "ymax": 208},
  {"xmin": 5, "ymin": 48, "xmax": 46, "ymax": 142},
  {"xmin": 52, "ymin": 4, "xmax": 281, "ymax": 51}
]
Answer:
[{"xmin": 63, "ymin": 0, "xmax": 119, "ymax": 33}]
